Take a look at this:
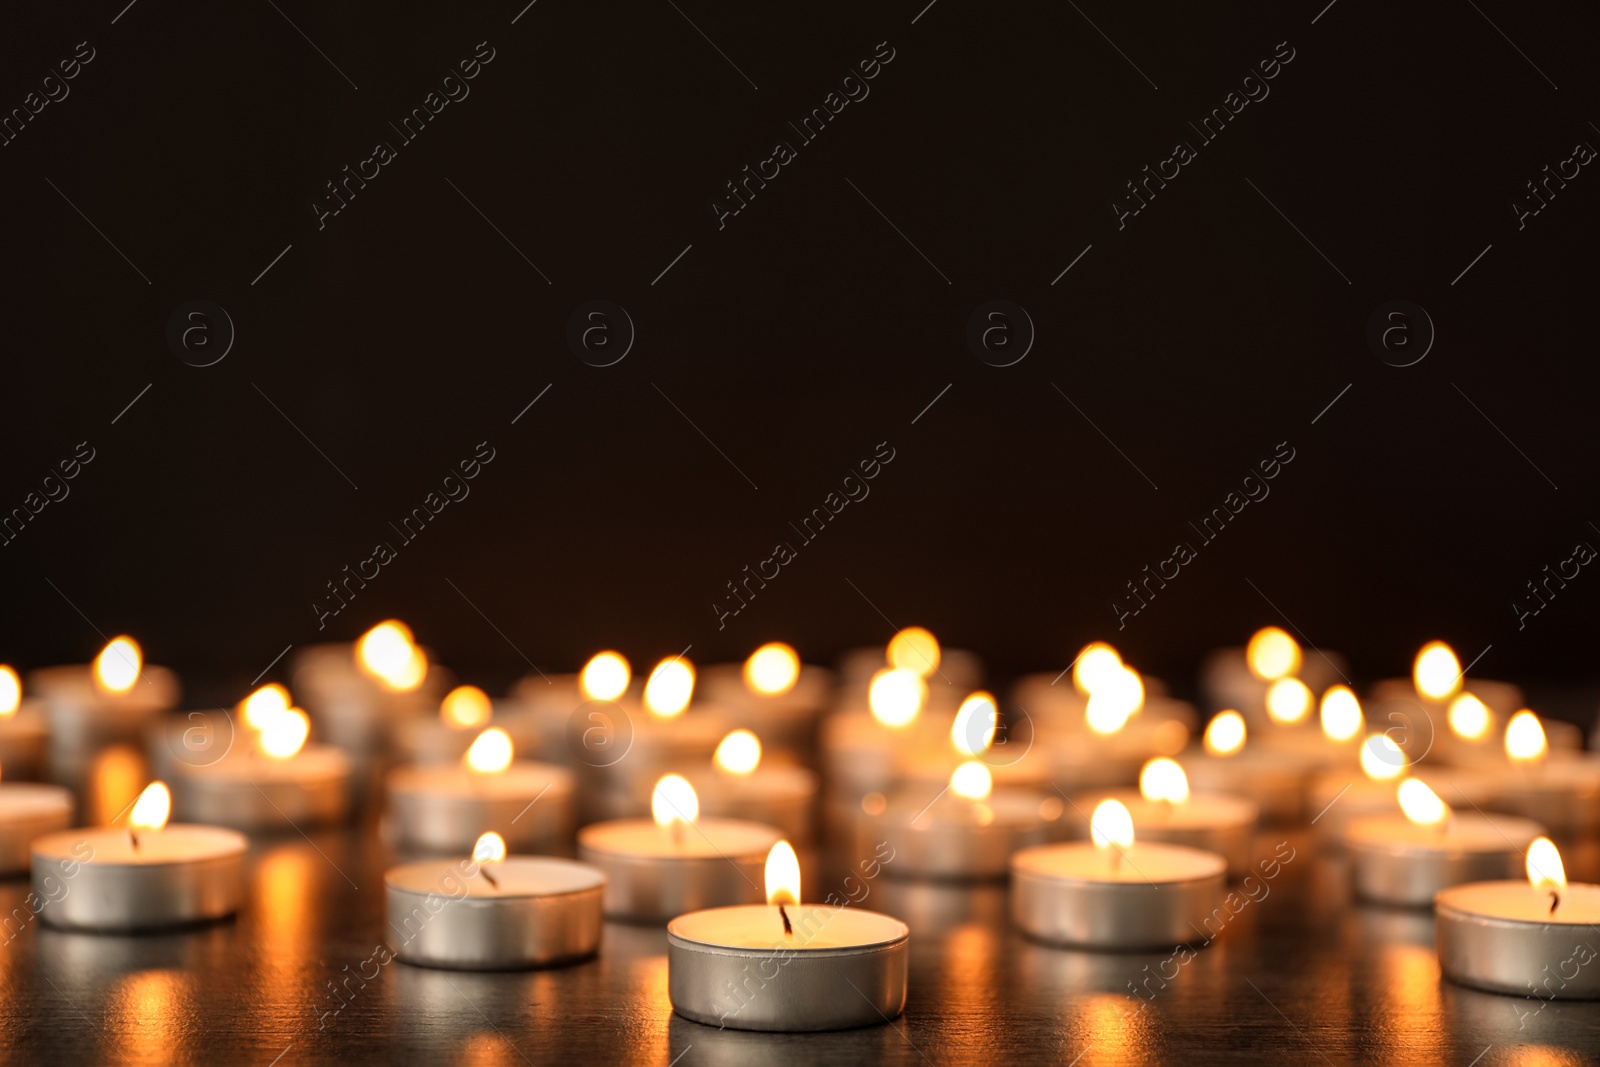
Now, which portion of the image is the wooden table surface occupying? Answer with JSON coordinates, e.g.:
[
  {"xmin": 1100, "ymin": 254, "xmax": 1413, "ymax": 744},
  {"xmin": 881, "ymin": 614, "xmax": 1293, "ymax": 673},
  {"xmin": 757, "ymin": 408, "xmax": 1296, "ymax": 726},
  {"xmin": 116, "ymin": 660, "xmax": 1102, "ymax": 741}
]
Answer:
[{"xmin": 3, "ymin": 811, "xmax": 1599, "ymax": 1067}]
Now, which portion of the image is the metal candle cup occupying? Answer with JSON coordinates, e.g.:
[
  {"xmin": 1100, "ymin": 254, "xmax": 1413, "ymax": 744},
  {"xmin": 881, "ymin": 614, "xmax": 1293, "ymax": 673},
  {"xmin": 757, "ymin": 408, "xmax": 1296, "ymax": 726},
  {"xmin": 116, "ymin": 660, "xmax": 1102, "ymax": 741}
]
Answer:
[
  {"xmin": 0, "ymin": 783, "xmax": 73, "ymax": 874},
  {"xmin": 1436, "ymin": 882, "xmax": 1600, "ymax": 998},
  {"xmin": 689, "ymin": 764, "xmax": 818, "ymax": 844},
  {"xmin": 869, "ymin": 788, "xmax": 1053, "ymax": 881},
  {"xmin": 577, "ymin": 817, "xmax": 779, "ymax": 922},
  {"xmin": 1345, "ymin": 813, "xmax": 1544, "ymax": 907},
  {"xmin": 27, "ymin": 664, "xmax": 179, "ymax": 753},
  {"xmin": 32, "ymin": 824, "xmax": 247, "ymax": 931},
  {"xmin": 667, "ymin": 903, "xmax": 909, "ymax": 1031},
  {"xmin": 386, "ymin": 761, "xmax": 574, "ymax": 853},
  {"xmin": 0, "ymin": 703, "xmax": 50, "ymax": 780},
  {"xmin": 385, "ymin": 856, "xmax": 605, "ymax": 970},
  {"xmin": 1489, "ymin": 758, "xmax": 1600, "ymax": 834},
  {"xmin": 170, "ymin": 745, "xmax": 352, "ymax": 831},
  {"xmin": 1064, "ymin": 790, "xmax": 1257, "ymax": 879},
  {"xmin": 700, "ymin": 664, "xmax": 833, "ymax": 756},
  {"xmin": 1178, "ymin": 747, "xmax": 1319, "ymax": 823},
  {"xmin": 1011, "ymin": 841, "xmax": 1227, "ymax": 949}
]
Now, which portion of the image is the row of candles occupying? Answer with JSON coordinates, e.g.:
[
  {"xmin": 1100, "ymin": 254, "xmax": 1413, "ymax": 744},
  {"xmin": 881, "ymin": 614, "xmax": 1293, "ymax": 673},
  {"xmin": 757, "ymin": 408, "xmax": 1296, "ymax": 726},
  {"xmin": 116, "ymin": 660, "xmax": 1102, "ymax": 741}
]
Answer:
[{"xmin": 0, "ymin": 621, "xmax": 1594, "ymax": 1029}]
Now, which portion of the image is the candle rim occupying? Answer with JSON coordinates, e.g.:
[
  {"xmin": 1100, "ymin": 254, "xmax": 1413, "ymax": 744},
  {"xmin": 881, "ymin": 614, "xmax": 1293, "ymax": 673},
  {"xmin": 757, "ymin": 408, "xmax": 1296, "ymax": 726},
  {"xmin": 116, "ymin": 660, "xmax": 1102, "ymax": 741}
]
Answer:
[{"xmin": 666, "ymin": 902, "xmax": 909, "ymax": 952}]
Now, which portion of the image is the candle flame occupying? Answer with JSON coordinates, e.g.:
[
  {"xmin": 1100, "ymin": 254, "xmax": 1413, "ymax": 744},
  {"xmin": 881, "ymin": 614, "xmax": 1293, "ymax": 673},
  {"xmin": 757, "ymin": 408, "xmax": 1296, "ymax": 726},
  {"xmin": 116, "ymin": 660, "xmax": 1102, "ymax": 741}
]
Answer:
[
  {"xmin": 441, "ymin": 685, "xmax": 492, "ymax": 729},
  {"xmin": 1413, "ymin": 641, "xmax": 1461, "ymax": 701},
  {"xmin": 764, "ymin": 840, "xmax": 800, "ymax": 906},
  {"xmin": 1086, "ymin": 666, "xmax": 1144, "ymax": 735},
  {"xmin": 1246, "ymin": 627, "xmax": 1301, "ymax": 681},
  {"xmin": 1526, "ymin": 837, "xmax": 1566, "ymax": 893},
  {"xmin": 472, "ymin": 831, "xmax": 507, "ymax": 865},
  {"xmin": 258, "ymin": 708, "xmax": 310, "ymax": 760},
  {"xmin": 1319, "ymin": 685, "xmax": 1363, "ymax": 742},
  {"xmin": 1090, "ymin": 798, "xmax": 1135, "ymax": 850},
  {"xmin": 1397, "ymin": 777, "xmax": 1450, "ymax": 827},
  {"xmin": 1072, "ymin": 642, "xmax": 1124, "ymax": 695},
  {"xmin": 1505, "ymin": 710, "xmax": 1548, "ymax": 764},
  {"xmin": 868, "ymin": 667, "xmax": 925, "ymax": 728},
  {"xmin": 1140, "ymin": 757, "xmax": 1190, "ymax": 804},
  {"xmin": 643, "ymin": 657, "xmax": 695, "ymax": 719},
  {"xmin": 951, "ymin": 691, "xmax": 998, "ymax": 756},
  {"xmin": 652, "ymin": 774, "xmax": 699, "ymax": 828},
  {"xmin": 887, "ymin": 626, "xmax": 941, "ymax": 678},
  {"xmin": 356, "ymin": 620, "xmax": 426, "ymax": 692},
  {"xmin": 240, "ymin": 683, "xmax": 291, "ymax": 731},
  {"xmin": 1265, "ymin": 677, "xmax": 1312, "ymax": 725},
  {"xmin": 94, "ymin": 636, "xmax": 142, "ymax": 694},
  {"xmin": 713, "ymin": 729, "xmax": 762, "ymax": 776},
  {"xmin": 579, "ymin": 651, "xmax": 631, "ymax": 702},
  {"xmin": 0, "ymin": 665, "xmax": 19, "ymax": 718},
  {"xmin": 464, "ymin": 727, "xmax": 513, "ymax": 775},
  {"xmin": 1360, "ymin": 733, "xmax": 1407, "ymax": 781},
  {"xmin": 1448, "ymin": 693, "xmax": 1491, "ymax": 741},
  {"xmin": 950, "ymin": 759, "xmax": 993, "ymax": 800},
  {"xmin": 1203, "ymin": 711, "xmax": 1247, "ymax": 756},
  {"xmin": 744, "ymin": 643, "xmax": 800, "ymax": 696},
  {"xmin": 129, "ymin": 782, "xmax": 172, "ymax": 832}
]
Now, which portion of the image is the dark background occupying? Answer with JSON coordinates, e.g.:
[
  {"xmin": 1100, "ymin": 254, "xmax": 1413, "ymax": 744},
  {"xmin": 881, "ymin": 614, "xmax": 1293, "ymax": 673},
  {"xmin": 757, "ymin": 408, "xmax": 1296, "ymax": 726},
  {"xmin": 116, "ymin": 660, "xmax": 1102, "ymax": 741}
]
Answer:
[{"xmin": 3, "ymin": 0, "xmax": 1597, "ymax": 707}]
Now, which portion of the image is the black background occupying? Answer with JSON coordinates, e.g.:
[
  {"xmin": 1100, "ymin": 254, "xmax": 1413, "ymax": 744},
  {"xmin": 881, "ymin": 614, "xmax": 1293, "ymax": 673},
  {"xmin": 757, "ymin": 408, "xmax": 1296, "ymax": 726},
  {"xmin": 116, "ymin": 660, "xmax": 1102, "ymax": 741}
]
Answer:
[{"xmin": 3, "ymin": 0, "xmax": 1597, "ymax": 707}]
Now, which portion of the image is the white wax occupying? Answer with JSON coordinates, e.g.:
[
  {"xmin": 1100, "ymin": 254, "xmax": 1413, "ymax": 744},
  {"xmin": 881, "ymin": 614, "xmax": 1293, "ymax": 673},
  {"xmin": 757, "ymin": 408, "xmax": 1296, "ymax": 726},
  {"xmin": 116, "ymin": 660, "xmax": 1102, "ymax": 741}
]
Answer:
[
  {"xmin": 1012, "ymin": 841, "xmax": 1226, "ymax": 885},
  {"xmin": 388, "ymin": 761, "xmax": 570, "ymax": 801},
  {"xmin": 578, "ymin": 817, "xmax": 779, "ymax": 861},
  {"xmin": 1435, "ymin": 881, "xmax": 1600, "ymax": 924},
  {"xmin": 33, "ymin": 824, "xmax": 246, "ymax": 866},
  {"xmin": 387, "ymin": 856, "xmax": 603, "ymax": 899},
  {"xmin": 1345, "ymin": 812, "xmax": 1543, "ymax": 854},
  {"xmin": 669, "ymin": 902, "xmax": 907, "ymax": 950}
]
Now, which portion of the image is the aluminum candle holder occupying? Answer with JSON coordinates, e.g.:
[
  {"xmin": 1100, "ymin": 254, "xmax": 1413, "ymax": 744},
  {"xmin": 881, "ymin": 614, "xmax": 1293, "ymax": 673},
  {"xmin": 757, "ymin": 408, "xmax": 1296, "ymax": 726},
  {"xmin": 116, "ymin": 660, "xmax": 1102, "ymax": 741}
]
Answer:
[
  {"xmin": 387, "ymin": 762, "xmax": 574, "ymax": 853},
  {"xmin": 667, "ymin": 903, "xmax": 910, "ymax": 1031},
  {"xmin": 1436, "ymin": 882, "xmax": 1600, "ymax": 998},
  {"xmin": 28, "ymin": 664, "xmax": 179, "ymax": 753},
  {"xmin": 577, "ymin": 817, "xmax": 779, "ymax": 922},
  {"xmin": 869, "ymin": 789, "xmax": 1054, "ymax": 881},
  {"xmin": 1488, "ymin": 759, "xmax": 1600, "ymax": 834},
  {"xmin": 1178, "ymin": 747, "xmax": 1319, "ymax": 823},
  {"xmin": 0, "ymin": 783, "xmax": 72, "ymax": 874},
  {"xmin": 171, "ymin": 746, "xmax": 352, "ymax": 831},
  {"xmin": 1345, "ymin": 813, "xmax": 1544, "ymax": 907},
  {"xmin": 1011, "ymin": 841, "xmax": 1228, "ymax": 949},
  {"xmin": 32, "ymin": 824, "xmax": 247, "ymax": 931},
  {"xmin": 0, "ymin": 704, "xmax": 50, "ymax": 780},
  {"xmin": 385, "ymin": 856, "xmax": 605, "ymax": 970},
  {"xmin": 699, "ymin": 664, "xmax": 834, "ymax": 755}
]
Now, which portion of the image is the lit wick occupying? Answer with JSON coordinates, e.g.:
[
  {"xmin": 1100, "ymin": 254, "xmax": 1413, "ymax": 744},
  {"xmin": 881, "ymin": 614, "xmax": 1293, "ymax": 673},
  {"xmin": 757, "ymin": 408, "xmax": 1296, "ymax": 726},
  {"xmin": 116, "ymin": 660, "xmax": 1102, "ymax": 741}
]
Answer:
[
  {"xmin": 128, "ymin": 829, "xmax": 139, "ymax": 852},
  {"xmin": 779, "ymin": 903, "xmax": 793, "ymax": 937},
  {"xmin": 1550, "ymin": 890, "xmax": 1561, "ymax": 916},
  {"xmin": 481, "ymin": 866, "xmax": 499, "ymax": 889}
]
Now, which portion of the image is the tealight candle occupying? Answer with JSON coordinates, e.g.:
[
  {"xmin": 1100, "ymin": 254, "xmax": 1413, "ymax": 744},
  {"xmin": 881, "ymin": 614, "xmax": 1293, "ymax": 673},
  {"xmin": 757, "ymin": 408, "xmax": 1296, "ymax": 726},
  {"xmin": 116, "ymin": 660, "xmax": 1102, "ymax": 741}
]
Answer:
[
  {"xmin": 1011, "ymin": 799, "xmax": 1227, "ymax": 949},
  {"xmin": 386, "ymin": 832, "xmax": 605, "ymax": 970},
  {"xmin": 392, "ymin": 685, "xmax": 538, "ymax": 766},
  {"xmin": 1050, "ymin": 663, "xmax": 1193, "ymax": 792},
  {"xmin": 386, "ymin": 728, "xmax": 574, "ymax": 853},
  {"xmin": 1066, "ymin": 759, "xmax": 1257, "ymax": 878},
  {"xmin": 838, "ymin": 626, "xmax": 983, "ymax": 694},
  {"xmin": 820, "ymin": 667, "xmax": 946, "ymax": 798},
  {"xmin": 1346, "ymin": 778, "xmax": 1544, "ymax": 907},
  {"xmin": 869, "ymin": 759, "xmax": 1053, "ymax": 880},
  {"xmin": 293, "ymin": 621, "xmax": 442, "ymax": 754},
  {"xmin": 1367, "ymin": 641, "xmax": 1526, "ymax": 759},
  {"xmin": 577, "ymin": 775, "xmax": 781, "ymax": 922},
  {"xmin": 28, "ymin": 637, "xmax": 179, "ymax": 757},
  {"xmin": 0, "ymin": 666, "xmax": 49, "ymax": 779},
  {"xmin": 1198, "ymin": 628, "xmax": 1348, "ymax": 728},
  {"xmin": 668, "ymin": 841, "xmax": 909, "ymax": 1031},
  {"xmin": 688, "ymin": 730, "xmax": 818, "ymax": 842},
  {"xmin": 0, "ymin": 770, "xmax": 72, "ymax": 874},
  {"xmin": 170, "ymin": 698, "xmax": 351, "ymax": 831},
  {"xmin": 1178, "ymin": 711, "xmax": 1320, "ymax": 823},
  {"xmin": 33, "ymin": 782, "xmax": 247, "ymax": 931},
  {"xmin": 1309, "ymin": 737, "xmax": 1499, "ymax": 842},
  {"xmin": 1255, "ymin": 683, "xmax": 1364, "ymax": 768},
  {"xmin": 509, "ymin": 649, "xmax": 632, "ymax": 764},
  {"xmin": 1437, "ymin": 837, "xmax": 1600, "ymax": 998},
  {"xmin": 701, "ymin": 643, "xmax": 833, "ymax": 755},
  {"xmin": 1489, "ymin": 711, "xmax": 1600, "ymax": 833}
]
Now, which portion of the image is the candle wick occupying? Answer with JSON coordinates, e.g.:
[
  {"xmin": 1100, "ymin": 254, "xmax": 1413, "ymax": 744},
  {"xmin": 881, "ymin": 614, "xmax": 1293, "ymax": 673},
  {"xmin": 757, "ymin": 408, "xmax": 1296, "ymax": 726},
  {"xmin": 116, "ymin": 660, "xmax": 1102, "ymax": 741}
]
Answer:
[
  {"xmin": 779, "ymin": 903, "xmax": 793, "ymax": 937},
  {"xmin": 481, "ymin": 866, "xmax": 499, "ymax": 889},
  {"xmin": 1550, "ymin": 890, "xmax": 1561, "ymax": 916},
  {"xmin": 128, "ymin": 829, "xmax": 139, "ymax": 852}
]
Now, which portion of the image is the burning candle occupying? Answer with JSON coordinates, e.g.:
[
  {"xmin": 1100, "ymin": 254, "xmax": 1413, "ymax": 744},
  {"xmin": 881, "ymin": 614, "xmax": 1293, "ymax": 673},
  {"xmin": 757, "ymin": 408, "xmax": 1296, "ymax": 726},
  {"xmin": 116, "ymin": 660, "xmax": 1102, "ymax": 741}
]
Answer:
[
  {"xmin": 838, "ymin": 626, "xmax": 983, "ymax": 701},
  {"xmin": 1488, "ymin": 711, "xmax": 1600, "ymax": 833},
  {"xmin": 1178, "ymin": 711, "xmax": 1320, "ymax": 822},
  {"xmin": 385, "ymin": 831, "xmax": 605, "ymax": 970},
  {"xmin": 1308, "ymin": 733, "xmax": 1499, "ymax": 842},
  {"xmin": 294, "ymin": 621, "xmax": 443, "ymax": 755},
  {"xmin": 1055, "ymin": 662, "xmax": 1189, "ymax": 791},
  {"xmin": 392, "ymin": 684, "xmax": 538, "ymax": 766},
  {"xmin": 1065, "ymin": 758, "xmax": 1257, "ymax": 878},
  {"xmin": 819, "ymin": 666, "xmax": 935, "ymax": 799},
  {"xmin": 667, "ymin": 841, "xmax": 910, "ymax": 1031},
  {"xmin": 577, "ymin": 774, "xmax": 780, "ymax": 922},
  {"xmin": 689, "ymin": 730, "xmax": 818, "ymax": 842},
  {"xmin": 1437, "ymin": 837, "xmax": 1600, "ymax": 997},
  {"xmin": 868, "ymin": 754, "xmax": 1054, "ymax": 880},
  {"xmin": 33, "ymin": 781, "xmax": 247, "ymax": 931},
  {"xmin": 386, "ymin": 727, "xmax": 574, "ymax": 853},
  {"xmin": 1366, "ymin": 641, "xmax": 1526, "ymax": 755},
  {"xmin": 508, "ymin": 649, "xmax": 632, "ymax": 765},
  {"xmin": 1198, "ymin": 627, "xmax": 1348, "ymax": 728},
  {"xmin": 29, "ymin": 637, "xmax": 179, "ymax": 760},
  {"xmin": 702, "ymin": 643, "xmax": 832, "ymax": 755},
  {"xmin": 0, "ymin": 763, "xmax": 72, "ymax": 874},
  {"xmin": 1011, "ymin": 799, "xmax": 1227, "ymax": 949},
  {"xmin": 1345, "ymin": 778, "xmax": 1544, "ymax": 907},
  {"xmin": 0, "ymin": 666, "xmax": 49, "ymax": 780},
  {"xmin": 170, "ymin": 690, "xmax": 351, "ymax": 830}
]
